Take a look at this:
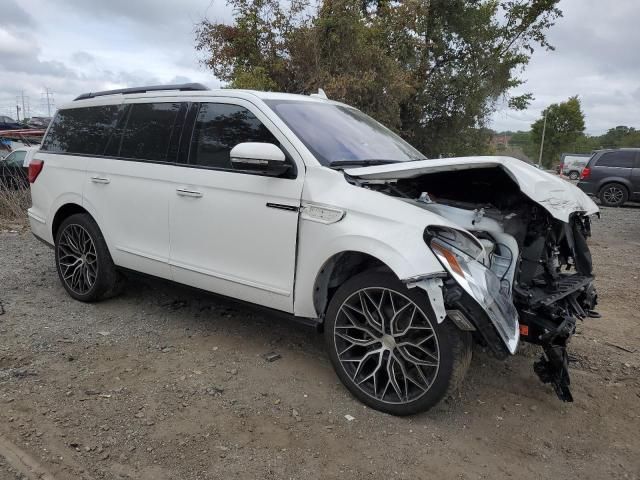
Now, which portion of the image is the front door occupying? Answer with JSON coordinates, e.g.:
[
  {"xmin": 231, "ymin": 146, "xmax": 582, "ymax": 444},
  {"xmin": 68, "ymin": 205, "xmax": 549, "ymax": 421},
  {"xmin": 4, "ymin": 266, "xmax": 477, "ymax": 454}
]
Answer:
[{"xmin": 168, "ymin": 99, "xmax": 304, "ymax": 312}]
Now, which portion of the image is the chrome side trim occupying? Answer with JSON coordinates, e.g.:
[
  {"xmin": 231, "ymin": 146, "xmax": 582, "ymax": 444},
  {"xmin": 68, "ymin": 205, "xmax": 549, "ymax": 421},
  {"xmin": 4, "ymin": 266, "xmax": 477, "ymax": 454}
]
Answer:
[
  {"xmin": 27, "ymin": 210, "xmax": 46, "ymax": 224},
  {"xmin": 300, "ymin": 202, "xmax": 345, "ymax": 224},
  {"xmin": 115, "ymin": 245, "xmax": 168, "ymax": 264},
  {"xmin": 266, "ymin": 203, "xmax": 299, "ymax": 212},
  {"xmin": 169, "ymin": 260, "xmax": 291, "ymax": 297}
]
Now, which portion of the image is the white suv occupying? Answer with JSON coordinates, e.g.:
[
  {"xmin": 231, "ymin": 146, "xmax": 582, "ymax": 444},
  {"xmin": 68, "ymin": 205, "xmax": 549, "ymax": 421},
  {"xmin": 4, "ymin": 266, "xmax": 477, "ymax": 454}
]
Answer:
[{"xmin": 29, "ymin": 84, "xmax": 600, "ymax": 415}]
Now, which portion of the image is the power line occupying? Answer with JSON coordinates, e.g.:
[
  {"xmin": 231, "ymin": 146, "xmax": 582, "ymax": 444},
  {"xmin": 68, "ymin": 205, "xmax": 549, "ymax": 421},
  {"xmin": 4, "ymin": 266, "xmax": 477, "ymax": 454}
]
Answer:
[
  {"xmin": 42, "ymin": 88, "xmax": 55, "ymax": 117},
  {"xmin": 15, "ymin": 91, "xmax": 30, "ymax": 120}
]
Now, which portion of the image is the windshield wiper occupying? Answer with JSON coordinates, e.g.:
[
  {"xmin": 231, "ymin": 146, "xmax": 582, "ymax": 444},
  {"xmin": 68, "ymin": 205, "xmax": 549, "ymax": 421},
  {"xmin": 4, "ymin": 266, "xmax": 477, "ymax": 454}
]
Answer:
[{"xmin": 328, "ymin": 159, "xmax": 405, "ymax": 168}]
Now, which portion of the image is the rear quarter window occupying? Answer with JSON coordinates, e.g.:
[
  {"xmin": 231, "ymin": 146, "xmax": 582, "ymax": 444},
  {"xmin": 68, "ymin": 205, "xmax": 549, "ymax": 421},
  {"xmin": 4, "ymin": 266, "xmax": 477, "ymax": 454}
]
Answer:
[
  {"xmin": 41, "ymin": 105, "xmax": 123, "ymax": 155},
  {"xmin": 595, "ymin": 151, "xmax": 636, "ymax": 168}
]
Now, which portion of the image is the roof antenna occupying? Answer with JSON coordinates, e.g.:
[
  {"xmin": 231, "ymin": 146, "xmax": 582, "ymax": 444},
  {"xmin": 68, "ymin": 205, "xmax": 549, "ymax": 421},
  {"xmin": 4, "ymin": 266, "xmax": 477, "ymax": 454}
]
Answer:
[{"xmin": 310, "ymin": 88, "xmax": 328, "ymax": 100}]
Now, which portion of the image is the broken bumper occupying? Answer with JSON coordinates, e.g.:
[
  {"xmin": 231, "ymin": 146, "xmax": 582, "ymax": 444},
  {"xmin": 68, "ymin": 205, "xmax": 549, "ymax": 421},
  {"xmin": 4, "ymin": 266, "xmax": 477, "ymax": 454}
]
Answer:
[{"xmin": 517, "ymin": 274, "xmax": 598, "ymax": 402}]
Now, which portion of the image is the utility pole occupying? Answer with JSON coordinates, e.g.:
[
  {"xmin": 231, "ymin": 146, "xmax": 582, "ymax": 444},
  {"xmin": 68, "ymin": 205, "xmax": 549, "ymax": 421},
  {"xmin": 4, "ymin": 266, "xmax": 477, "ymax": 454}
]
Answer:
[
  {"xmin": 538, "ymin": 110, "xmax": 548, "ymax": 168},
  {"xmin": 43, "ymin": 88, "xmax": 54, "ymax": 117},
  {"xmin": 16, "ymin": 104, "xmax": 21, "ymax": 122},
  {"xmin": 16, "ymin": 91, "xmax": 29, "ymax": 122},
  {"xmin": 21, "ymin": 91, "xmax": 27, "ymax": 120}
]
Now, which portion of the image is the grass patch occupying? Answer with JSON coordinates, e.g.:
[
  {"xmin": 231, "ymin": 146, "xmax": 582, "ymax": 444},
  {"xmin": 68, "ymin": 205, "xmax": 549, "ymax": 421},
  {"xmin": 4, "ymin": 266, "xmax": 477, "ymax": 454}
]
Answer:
[{"xmin": 0, "ymin": 169, "xmax": 31, "ymax": 229}]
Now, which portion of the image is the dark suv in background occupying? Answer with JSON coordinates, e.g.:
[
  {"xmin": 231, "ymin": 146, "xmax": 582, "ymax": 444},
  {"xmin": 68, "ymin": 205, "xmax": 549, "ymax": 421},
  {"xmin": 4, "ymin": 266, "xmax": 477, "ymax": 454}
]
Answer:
[{"xmin": 577, "ymin": 149, "xmax": 640, "ymax": 207}]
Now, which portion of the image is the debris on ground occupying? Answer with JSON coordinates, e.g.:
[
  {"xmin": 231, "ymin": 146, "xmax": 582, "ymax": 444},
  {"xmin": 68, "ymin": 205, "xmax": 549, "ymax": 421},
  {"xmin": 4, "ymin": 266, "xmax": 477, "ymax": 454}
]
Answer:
[
  {"xmin": 263, "ymin": 352, "xmax": 281, "ymax": 362},
  {"xmin": 0, "ymin": 205, "xmax": 638, "ymax": 479}
]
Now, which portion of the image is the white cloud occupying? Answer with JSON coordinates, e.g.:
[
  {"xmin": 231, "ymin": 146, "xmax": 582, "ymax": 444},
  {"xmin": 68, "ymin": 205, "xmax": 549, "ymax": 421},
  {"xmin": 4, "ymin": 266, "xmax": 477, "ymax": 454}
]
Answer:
[
  {"xmin": 0, "ymin": 0, "xmax": 227, "ymax": 119},
  {"xmin": 1, "ymin": 0, "xmax": 638, "ymax": 136},
  {"xmin": 491, "ymin": 0, "xmax": 640, "ymax": 135}
]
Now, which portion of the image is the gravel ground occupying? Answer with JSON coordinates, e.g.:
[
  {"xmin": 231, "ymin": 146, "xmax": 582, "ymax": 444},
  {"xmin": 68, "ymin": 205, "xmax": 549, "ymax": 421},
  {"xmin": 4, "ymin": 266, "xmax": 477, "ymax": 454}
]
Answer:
[{"xmin": 0, "ymin": 204, "xmax": 639, "ymax": 480}]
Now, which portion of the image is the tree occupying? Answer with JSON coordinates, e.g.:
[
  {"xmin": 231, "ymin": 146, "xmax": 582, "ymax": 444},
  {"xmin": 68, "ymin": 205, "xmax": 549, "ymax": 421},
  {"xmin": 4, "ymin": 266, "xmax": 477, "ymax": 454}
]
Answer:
[
  {"xmin": 530, "ymin": 96, "xmax": 585, "ymax": 167},
  {"xmin": 195, "ymin": 0, "xmax": 562, "ymax": 157}
]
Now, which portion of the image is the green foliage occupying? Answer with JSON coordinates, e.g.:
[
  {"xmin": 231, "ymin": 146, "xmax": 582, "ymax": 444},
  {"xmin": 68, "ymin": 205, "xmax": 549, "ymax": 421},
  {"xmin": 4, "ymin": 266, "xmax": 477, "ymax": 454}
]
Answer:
[
  {"xmin": 597, "ymin": 126, "xmax": 640, "ymax": 149},
  {"xmin": 502, "ymin": 124, "xmax": 640, "ymax": 167},
  {"xmin": 195, "ymin": 0, "xmax": 562, "ymax": 157},
  {"xmin": 530, "ymin": 96, "xmax": 585, "ymax": 167}
]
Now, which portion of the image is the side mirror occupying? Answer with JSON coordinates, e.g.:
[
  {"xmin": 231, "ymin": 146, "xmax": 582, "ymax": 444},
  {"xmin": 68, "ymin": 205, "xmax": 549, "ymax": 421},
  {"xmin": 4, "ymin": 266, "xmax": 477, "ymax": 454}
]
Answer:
[{"xmin": 230, "ymin": 142, "xmax": 290, "ymax": 177}]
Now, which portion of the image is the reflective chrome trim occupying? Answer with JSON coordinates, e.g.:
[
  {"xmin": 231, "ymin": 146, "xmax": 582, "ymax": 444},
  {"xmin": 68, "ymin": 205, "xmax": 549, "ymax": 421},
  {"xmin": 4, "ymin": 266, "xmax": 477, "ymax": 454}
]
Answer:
[
  {"xmin": 169, "ymin": 259, "xmax": 291, "ymax": 297},
  {"xmin": 266, "ymin": 203, "xmax": 299, "ymax": 212},
  {"xmin": 27, "ymin": 210, "xmax": 46, "ymax": 224},
  {"xmin": 115, "ymin": 245, "xmax": 167, "ymax": 264},
  {"xmin": 300, "ymin": 202, "xmax": 345, "ymax": 224}
]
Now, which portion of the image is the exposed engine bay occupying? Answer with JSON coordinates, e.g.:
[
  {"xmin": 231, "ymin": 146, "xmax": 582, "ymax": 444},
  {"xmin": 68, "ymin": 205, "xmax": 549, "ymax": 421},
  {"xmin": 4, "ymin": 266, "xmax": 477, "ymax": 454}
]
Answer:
[{"xmin": 361, "ymin": 167, "xmax": 600, "ymax": 402}]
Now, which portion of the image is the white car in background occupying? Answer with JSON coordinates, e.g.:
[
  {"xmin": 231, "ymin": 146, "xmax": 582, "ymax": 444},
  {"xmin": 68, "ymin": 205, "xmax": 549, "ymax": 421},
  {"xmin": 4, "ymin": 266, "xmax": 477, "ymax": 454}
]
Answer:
[
  {"xmin": 0, "ymin": 146, "xmax": 38, "ymax": 189},
  {"xmin": 28, "ymin": 84, "xmax": 599, "ymax": 415},
  {"xmin": 560, "ymin": 153, "xmax": 592, "ymax": 179}
]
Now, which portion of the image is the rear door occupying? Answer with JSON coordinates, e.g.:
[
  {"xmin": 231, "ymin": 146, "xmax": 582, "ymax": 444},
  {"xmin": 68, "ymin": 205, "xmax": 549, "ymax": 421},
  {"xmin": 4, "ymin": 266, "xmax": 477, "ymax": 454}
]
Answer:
[
  {"xmin": 168, "ymin": 99, "xmax": 304, "ymax": 312},
  {"xmin": 84, "ymin": 100, "xmax": 187, "ymax": 279},
  {"xmin": 593, "ymin": 150, "xmax": 634, "ymax": 189}
]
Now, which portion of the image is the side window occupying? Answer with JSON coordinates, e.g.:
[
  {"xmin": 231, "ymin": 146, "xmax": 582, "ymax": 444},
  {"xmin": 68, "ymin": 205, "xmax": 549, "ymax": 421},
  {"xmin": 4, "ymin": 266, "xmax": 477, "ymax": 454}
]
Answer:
[
  {"xmin": 119, "ymin": 103, "xmax": 185, "ymax": 162},
  {"xmin": 189, "ymin": 103, "xmax": 278, "ymax": 169},
  {"xmin": 5, "ymin": 151, "xmax": 26, "ymax": 167},
  {"xmin": 596, "ymin": 151, "xmax": 635, "ymax": 168},
  {"xmin": 41, "ymin": 105, "xmax": 122, "ymax": 155}
]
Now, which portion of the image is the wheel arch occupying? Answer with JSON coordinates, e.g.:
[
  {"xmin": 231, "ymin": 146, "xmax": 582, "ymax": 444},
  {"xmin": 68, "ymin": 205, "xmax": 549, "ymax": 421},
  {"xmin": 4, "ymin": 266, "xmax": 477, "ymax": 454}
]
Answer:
[
  {"xmin": 311, "ymin": 251, "xmax": 394, "ymax": 320},
  {"xmin": 597, "ymin": 178, "xmax": 632, "ymax": 196},
  {"xmin": 52, "ymin": 203, "xmax": 90, "ymax": 239}
]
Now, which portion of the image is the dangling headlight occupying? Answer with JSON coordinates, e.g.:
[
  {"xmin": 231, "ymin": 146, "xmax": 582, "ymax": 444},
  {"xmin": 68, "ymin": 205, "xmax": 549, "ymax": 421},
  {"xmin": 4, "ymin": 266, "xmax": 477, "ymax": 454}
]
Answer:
[
  {"xmin": 425, "ymin": 226, "xmax": 485, "ymax": 263},
  {"xmin": 425, "ymin": 226, "xmax": 519, "ymax": 354}
]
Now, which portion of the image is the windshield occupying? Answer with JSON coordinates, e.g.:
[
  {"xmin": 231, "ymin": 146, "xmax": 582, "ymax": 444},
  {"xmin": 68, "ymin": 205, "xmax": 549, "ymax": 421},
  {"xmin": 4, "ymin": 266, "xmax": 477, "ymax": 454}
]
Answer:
[{"xmin": 264, "ymin": 100, "xmax": 426, "ymax": 167}]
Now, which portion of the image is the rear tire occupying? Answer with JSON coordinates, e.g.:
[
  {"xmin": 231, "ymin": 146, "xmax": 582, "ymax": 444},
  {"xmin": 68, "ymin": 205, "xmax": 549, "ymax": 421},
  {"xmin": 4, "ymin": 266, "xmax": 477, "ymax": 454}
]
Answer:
[
  {"xmin": 568, "ymin": 171, "xmax": 580, "ymax": 180},
  {"xmin": 324, "ymin": 270, "xmax": 471, "ymax": 416},
  {"xmin": 54, "ymin": 213, "xmax": 121, "ymax": 302},
  {"xmin": 599, "ymin": 182, "xmax": 628, "ymax": 207}
]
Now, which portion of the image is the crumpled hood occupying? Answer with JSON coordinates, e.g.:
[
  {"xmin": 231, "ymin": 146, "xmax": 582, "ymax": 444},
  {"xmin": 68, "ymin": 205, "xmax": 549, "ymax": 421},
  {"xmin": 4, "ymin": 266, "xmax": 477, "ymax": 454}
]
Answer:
[{"xmin": 345, "ymin": 156, "xmax": 599, "ymax": 223}]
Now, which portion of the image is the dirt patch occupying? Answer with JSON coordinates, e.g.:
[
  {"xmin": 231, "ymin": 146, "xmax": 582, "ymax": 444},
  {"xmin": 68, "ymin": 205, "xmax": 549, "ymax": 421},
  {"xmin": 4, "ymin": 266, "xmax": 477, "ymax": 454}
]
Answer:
[{"xmin": 0, "ymin": 206, "xmax": 638, "ymax": 479}]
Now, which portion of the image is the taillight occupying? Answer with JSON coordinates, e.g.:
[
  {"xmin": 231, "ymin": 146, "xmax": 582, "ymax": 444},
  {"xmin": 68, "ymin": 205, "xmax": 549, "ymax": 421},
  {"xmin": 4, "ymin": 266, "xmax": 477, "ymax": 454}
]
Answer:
[
  {"xmin": 28, "ymin": 159, "xmax": 44, "ymax": 183},
  {"xmin": 580, "ymin": 167, "xmax": 591, "ymax": 180}
]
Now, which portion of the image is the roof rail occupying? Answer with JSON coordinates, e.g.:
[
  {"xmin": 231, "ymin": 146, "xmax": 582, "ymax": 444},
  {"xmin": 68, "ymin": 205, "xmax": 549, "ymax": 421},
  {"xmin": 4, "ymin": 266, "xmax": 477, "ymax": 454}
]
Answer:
[{"xmin": 74, "ymin": 83, "xmax": 209, "ymax": 101}]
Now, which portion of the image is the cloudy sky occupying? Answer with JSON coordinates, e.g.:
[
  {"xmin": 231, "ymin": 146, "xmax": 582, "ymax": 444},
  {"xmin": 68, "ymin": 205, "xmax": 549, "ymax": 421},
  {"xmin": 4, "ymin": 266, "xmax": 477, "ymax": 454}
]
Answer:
[{"xmin": 1, "ymin": 0, "xmax": 638, "ymax": 135}]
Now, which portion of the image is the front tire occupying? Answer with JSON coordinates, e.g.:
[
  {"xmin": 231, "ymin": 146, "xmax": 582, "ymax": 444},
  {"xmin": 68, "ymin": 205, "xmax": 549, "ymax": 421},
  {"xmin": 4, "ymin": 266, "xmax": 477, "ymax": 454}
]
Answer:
[
  {"xmin": 599, "ymin": 182, "xmax": 628, "ymax": 207},
  {"xmin": 324, "ymin": 271, "xmax": 471, "ymax": 416},
  {"xmin": 54, "ymin": 213, "xmax": 121, "ymax": 302}
]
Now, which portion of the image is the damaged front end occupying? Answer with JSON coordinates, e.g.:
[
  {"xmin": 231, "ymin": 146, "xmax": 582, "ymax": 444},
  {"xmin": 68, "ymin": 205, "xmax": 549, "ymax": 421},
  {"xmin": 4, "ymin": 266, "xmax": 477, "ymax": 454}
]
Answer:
[
  {"xmin": 347, "ymin": 159, "xmax": 601, "ymax": 402},
  {"xmin": 514, "ymin": 213, "xmax": 598, "ymax": 401}
]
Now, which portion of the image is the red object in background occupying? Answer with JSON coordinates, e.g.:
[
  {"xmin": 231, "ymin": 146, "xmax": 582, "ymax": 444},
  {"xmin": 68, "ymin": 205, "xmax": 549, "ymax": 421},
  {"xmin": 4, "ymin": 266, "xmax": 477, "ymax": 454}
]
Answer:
[
  {"xmin": 0, "ymin": 129, "xmax": 46, "ymax": 136},
  {"xmin": 580, "ymin": 167, "xmax": 591, "ymax": 180},
  {"xmin": 28, "ymin": 160, "xmax": 44, "ymax": 183}
]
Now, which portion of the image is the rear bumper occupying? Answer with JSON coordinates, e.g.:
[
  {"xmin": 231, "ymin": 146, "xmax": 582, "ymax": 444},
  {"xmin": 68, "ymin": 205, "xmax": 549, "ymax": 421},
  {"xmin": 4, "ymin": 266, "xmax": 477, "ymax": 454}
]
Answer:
[
  {"xmin": 28, "ymin": 208, "xmax": 52, "ymax": 245},
  {"xmin": 576, "ymin": 181, "xmax": 596, "ymax": 195}
]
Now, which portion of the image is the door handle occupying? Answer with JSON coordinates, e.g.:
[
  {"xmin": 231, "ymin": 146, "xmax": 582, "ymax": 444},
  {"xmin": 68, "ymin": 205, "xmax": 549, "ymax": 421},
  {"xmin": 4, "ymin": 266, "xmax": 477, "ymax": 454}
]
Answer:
[
  {"xmin": 90, "ymin": 176, "xmax": 110, "ymax": 184},
  {"xmin": 176, "ymin": 188, "xmax": 203, "ymax": 198}
]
